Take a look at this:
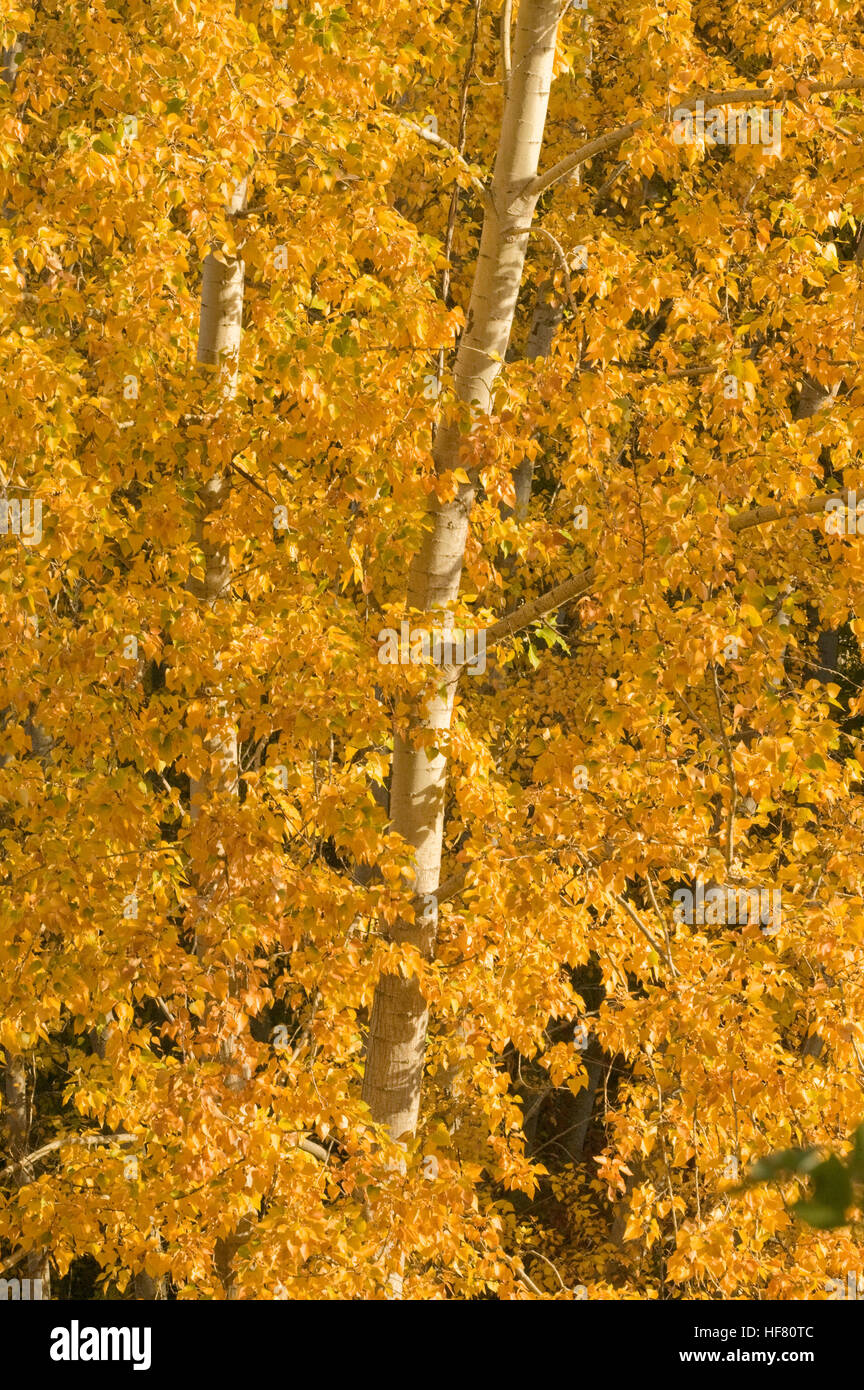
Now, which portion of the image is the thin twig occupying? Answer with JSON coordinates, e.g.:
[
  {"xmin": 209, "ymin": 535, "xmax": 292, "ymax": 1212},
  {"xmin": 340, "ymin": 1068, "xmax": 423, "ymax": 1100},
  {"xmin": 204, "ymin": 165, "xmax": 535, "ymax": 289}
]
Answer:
[
  {"xmin": 592, "ymin": 160, "xmax": 628, "ymax": 209},
  {"xmin": 394, "ymin": 116, "xmax": 490, "ymax": 205},
  {"xmin": 711, "ymin": 662, "xmax": 737, "ymax": 869},
  {"xmin": 534, "ymin": 225, "xmax": 577, "ymax": 313}
]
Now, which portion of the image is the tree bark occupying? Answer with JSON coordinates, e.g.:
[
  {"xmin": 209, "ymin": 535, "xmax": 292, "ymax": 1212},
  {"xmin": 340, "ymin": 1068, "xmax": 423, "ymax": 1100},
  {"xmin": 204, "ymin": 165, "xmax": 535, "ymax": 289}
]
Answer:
[
  {"xmin": 188, "ymin": 182, "xmax": 252, "ymax": 1297},
  {"xmin": 0, "ymin": 39, "xmax": 22, "ymax": 89},
  {"xmin": 188, "ymin": 181, "xmax": 246, "ymax": 828},
  {"xmin": 1, "ymin": 30, "xmax": 51, "ymax": 1301},
  {"xmin": 362, "ymin": 0, "xmax": 564, "ymax": 1139},
  {"xmin": 1, "ymin": 1049, "xmax": 51, "ymax": 1294},
  {"xmin": 510, "ymin": 280, "xmax": 563, "ymax": 520}
]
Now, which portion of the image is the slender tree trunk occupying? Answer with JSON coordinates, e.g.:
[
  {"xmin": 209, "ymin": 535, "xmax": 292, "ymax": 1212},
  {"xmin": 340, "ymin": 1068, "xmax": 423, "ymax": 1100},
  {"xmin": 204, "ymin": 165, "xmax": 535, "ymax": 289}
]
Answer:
[
  {"xmin": 1, "ymin": 1049, "xmax": 51, "ymax": 1294},
  {"xmin": 3, "ymin": 1049, "xmax": 28, "ymax": 1170},
  {"xmin": 362, "ymin": 0, "xmax": 563, "ymax": 1138},
  {"xmin": 556, "ymin": 1036, "xmax": 604, "ymax": 1163},
  {"xmin": 187, "ymin": 184, "xmax": 245, "ymax": 947},
  {"xmin": 189, "ymin": 181, "xmax": 252, "ymax": 1297},
  {"xmin": 0, "ymin": 38, "xmax": 22, "ymax": 90},
  {"xmin": 516, "ymin": 284, "xmax": 562, "ymax": 511},
  {"xmin": 1, "ymin": 31, "xmax": 51, "ymax": 1301},
  {"xmin": 190, "ymin": 202, "xmax": 246, "ymax": 1064},
  {"xmin": 503, "ymin": 279, "xmax": 563, "ymax": 525},
  {"xmin": 188, "ymin": 181, "xmax": 246, "ymax": 831},
  {"xmin": 1, "ymin": 40, "xmax": 27, "ymax": 1210}
]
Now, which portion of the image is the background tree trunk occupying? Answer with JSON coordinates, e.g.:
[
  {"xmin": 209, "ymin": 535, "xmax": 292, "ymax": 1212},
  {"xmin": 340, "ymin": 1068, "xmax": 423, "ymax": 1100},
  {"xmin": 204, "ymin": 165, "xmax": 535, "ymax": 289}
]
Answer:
[
  {"xmin": 1, "ymin": 30, "xmax": 51, "ymax": 1301},
  {"xmin": 189, "ymin": 179, "xmax": 251, "ymax": 1297}
]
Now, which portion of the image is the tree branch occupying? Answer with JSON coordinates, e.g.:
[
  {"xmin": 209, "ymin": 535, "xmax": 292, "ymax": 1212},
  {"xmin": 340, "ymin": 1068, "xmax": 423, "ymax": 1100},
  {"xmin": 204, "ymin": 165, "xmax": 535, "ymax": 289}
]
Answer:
[
  {"xmin": 483, "ymin": 566, "xmax": 594, "ymax": 651},
  {"xmin": 534, "ymin": 225, "xmax": 577, "ymax": 313},
  {"xmin": 395, "ymin": 116, "xmax": 492, "ymax": 206},
  {"xmin": 0, "ymin": 1132, "xmax": 135, "ymax": 1181},
  {"xmin": 297, "ymin": 1138, "xmax": 328, "ymax": 1162},
  {"xmin": 609, "ymin": 885, "xmax": 672, "ymax": 966},
  {"xmin": 728, "ymin": 487, "xmax": 856, "ymax": 533},
  {"xmin": 0, "ymin": 1127, "xmax": 328, "ymax": 1183},
  {"xmin": 592, "ymin": 159, "xmax": 628, "ymax": 209},
  {"xmin": 0, "ymin": 1248, "xmax": 32, "ymax": 1279},
  {"xmin": 525, "ymin": 79, "xmax": 864, "ymax": 198},
  {"xmin": 472, "ymin": 490, "xmax": 852, "ymax": 665}
]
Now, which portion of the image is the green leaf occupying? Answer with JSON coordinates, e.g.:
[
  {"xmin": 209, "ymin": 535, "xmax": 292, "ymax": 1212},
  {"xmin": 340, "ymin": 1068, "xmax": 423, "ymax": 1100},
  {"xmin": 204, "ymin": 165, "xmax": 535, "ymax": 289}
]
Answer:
[
  {"xmin": 781, "ymin": 1155, "xmax": 855, "ymax": 1227},
  {"xmin": 791, "ymin": 1200, "xmax": 847, "ymax": 1229},
  {"xmin": 333, "ymin": 333, "xmax": 359, "ymax": 357},
  {"xmin": 810, "ymin": 1154, "xmax": 853, "ymax": 1202},
  {"xmin": 534, "ymin": 621, "xmax": 568, "ymax": 652},
  {"xmin": 744, "ymin": 1147, "xmax": 817, "ymax": 1182},
  {"xmin": 848, "ymin": 1123, "xmax": 864, "ymax": 1182}
]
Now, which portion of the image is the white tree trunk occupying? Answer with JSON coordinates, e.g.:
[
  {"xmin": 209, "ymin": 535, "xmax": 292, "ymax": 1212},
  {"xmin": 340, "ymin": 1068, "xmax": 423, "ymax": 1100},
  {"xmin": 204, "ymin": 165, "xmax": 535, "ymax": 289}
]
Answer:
[
  {"xmin": 189, "ymin": 182, "xmax": 246, "ymax": 827},
  {"xmin": 362, "ymin": 0, "xmax": 563, "ymax": 1138},
  {"xmin": 188, "ymin": 184, "xmax": 248, "ymax": 1298}
]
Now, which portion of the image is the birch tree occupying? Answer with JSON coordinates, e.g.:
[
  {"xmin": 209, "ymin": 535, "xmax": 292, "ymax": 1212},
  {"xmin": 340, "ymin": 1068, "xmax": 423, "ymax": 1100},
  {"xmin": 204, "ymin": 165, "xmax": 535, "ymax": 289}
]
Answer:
[{"xmin": 363, "ymin": 0, "xmax": 565, "ymax": 1141}]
